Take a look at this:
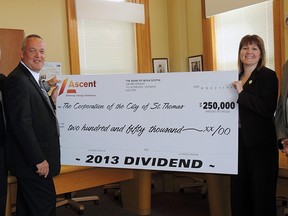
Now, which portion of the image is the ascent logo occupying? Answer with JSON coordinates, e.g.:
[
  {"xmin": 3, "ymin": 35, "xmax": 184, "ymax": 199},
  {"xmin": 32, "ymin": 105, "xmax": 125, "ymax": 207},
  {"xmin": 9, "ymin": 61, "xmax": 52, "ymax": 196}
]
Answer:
[{"xmin": 59, "ymin": 78, "xmax": 97, "ymax": 95}]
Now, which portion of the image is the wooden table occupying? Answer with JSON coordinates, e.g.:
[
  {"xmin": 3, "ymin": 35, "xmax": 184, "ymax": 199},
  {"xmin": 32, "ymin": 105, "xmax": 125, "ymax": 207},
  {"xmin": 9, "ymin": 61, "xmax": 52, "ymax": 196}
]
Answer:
[{"xmin": 6, "ymin": 166, "xmax": 151, "ymax": 216}]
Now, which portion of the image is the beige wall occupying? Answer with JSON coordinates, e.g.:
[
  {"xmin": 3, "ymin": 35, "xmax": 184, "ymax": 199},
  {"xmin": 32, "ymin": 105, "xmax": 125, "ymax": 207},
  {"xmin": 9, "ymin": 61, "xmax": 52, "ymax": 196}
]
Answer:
[
  {"xmin": 0, "ymin": 0, "xmax": 287, "ymax": 74},
  {"xmin": 149, "ymin": 0, "xmax": 169, "ymax": 58},
  {"xmin": 149, "ymin": 0, "xmax": 203, "ymax": 72},
  {"xmin": 167, "ymin": 0, "xmax": 188, "ymax": 72},
  {"xmin": 186, "ymin": 0, "xmax": 203, "ymax": 57},
  {"xmin": 0, "ymin": 0, "xmax": 70, "ymax": 75}
]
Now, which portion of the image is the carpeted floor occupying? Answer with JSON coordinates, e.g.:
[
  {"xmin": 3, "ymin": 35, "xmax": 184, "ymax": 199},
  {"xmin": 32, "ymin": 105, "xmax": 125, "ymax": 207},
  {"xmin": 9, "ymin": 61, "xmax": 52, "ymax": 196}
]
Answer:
[
  {"xmin": 56, "ymin": 172, "xmax": 210, "ymax": 216},
  {"xmin": 56, "ymin": 172, "xmax": 288, "ymax": 216}
]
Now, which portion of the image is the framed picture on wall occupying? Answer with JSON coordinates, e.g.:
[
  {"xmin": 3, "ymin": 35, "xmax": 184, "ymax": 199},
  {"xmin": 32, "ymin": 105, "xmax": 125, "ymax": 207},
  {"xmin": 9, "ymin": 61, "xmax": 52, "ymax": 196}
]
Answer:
[
  {"xmin": 152, "ymin": 58, "xmax": 169, "ymax": 73},
  {"xmin": 188, "ymin": 55, "xmax": 203, "ymax": 72}
]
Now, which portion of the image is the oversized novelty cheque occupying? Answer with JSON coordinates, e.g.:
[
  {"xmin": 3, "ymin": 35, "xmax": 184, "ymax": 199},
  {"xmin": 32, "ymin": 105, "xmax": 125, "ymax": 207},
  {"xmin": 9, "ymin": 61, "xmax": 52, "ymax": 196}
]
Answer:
[{"xmin": 57, "ymin": 71, "xmax": 238, "ymax": 174}]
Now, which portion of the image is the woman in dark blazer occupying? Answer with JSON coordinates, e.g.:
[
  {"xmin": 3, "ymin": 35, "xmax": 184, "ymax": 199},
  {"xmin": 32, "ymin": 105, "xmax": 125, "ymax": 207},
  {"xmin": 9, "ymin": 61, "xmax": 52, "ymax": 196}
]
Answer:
[{"xmin": 230, "ymin": 35, "xmax": 279, "ymax": 216}]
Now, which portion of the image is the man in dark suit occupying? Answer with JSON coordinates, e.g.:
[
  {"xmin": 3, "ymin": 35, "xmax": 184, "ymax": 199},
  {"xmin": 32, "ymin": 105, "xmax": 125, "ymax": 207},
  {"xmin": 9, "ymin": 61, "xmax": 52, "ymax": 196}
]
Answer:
[
  {"xmin": 4, "ymin": 34, "xmax": 60, "ymax": 216},
  {"xmin": 0, "ymin": 73, "xmax": 7, "ymax": 216},
  {"xmin": 275, "ymin": 60, "xmax": 288, "ymax": 153}
]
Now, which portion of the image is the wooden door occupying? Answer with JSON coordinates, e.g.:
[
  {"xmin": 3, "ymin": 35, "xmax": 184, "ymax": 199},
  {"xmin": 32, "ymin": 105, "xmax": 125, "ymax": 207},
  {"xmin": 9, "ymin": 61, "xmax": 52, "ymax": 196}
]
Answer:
[{"xmin": 0, "ymin": 28, "xmax": 24, "ymax": 76}]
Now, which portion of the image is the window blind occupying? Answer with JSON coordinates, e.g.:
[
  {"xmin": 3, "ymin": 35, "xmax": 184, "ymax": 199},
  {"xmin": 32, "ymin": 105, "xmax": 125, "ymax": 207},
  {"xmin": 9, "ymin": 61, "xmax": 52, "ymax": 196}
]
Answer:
[
  {"xmin": 205, "ymin": 0, "xmax": 269, "ymax": 18},
  {"xmin": 214, "ymin": 1, "xmax": 274, "ymax": 71},
  {"xmin": 77, "ymin": 0, "xmax": 137, "ymax": 75}
]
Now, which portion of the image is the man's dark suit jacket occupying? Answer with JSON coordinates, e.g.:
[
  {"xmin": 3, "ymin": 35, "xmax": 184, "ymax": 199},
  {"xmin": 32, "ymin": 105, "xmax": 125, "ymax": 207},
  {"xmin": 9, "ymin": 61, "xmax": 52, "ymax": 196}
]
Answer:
[
  {"xmin": 238, "ymin": 66, "xmax": 278, "ymax": 147},
  {"xmin": 4, "ymin": 63, "xmax": 60, "ymax": 179},
  {"xmin": 275, "ymin": 61, "xmax": 288, "ymax": 148},
  {"xmin": 0, "ymin": 73, "xmax": 6, "ymax": 146},
  {"xmin": 0, "ymin": 73, "xmax": 6, "ymax": 216}
]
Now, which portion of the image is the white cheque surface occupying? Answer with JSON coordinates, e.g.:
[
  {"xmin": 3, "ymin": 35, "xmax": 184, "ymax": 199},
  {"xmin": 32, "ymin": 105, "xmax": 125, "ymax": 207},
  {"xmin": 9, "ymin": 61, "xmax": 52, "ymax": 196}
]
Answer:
[{"xmin": 57, "ymin": 71, "xmax": 238, "ymax": 174}]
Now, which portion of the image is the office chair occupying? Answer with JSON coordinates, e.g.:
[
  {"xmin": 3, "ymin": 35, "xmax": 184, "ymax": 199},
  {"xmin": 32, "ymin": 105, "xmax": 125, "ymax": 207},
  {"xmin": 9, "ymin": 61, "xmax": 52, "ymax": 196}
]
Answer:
[
  {"xmin": 277, "ymin": 166, "xmax": 288, "ymax": 216},
  {"xmin": 7, "ymin": 174, "xmax": 99, "ymax": 216},
  {"xmin": 176, "ymin": 173, "xmax": 207, "ymax": 198},
  {"xmin": 103, "ymin": 180, "xmax": 155, "ymax": 201},
  {"xmin": 277, "ymin": 154, "xmax": 288, "ymax": 216},
  {"xmin": 56, "ymin": 192, "xmax": 99, "ymax": 215},
  {"xmin": 103, "ymin": 183, "xmax": 121, "ymax": 200},
  {"xmin": 55, "ymin": 166, "xmax": 100, "ymax": 215}
]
